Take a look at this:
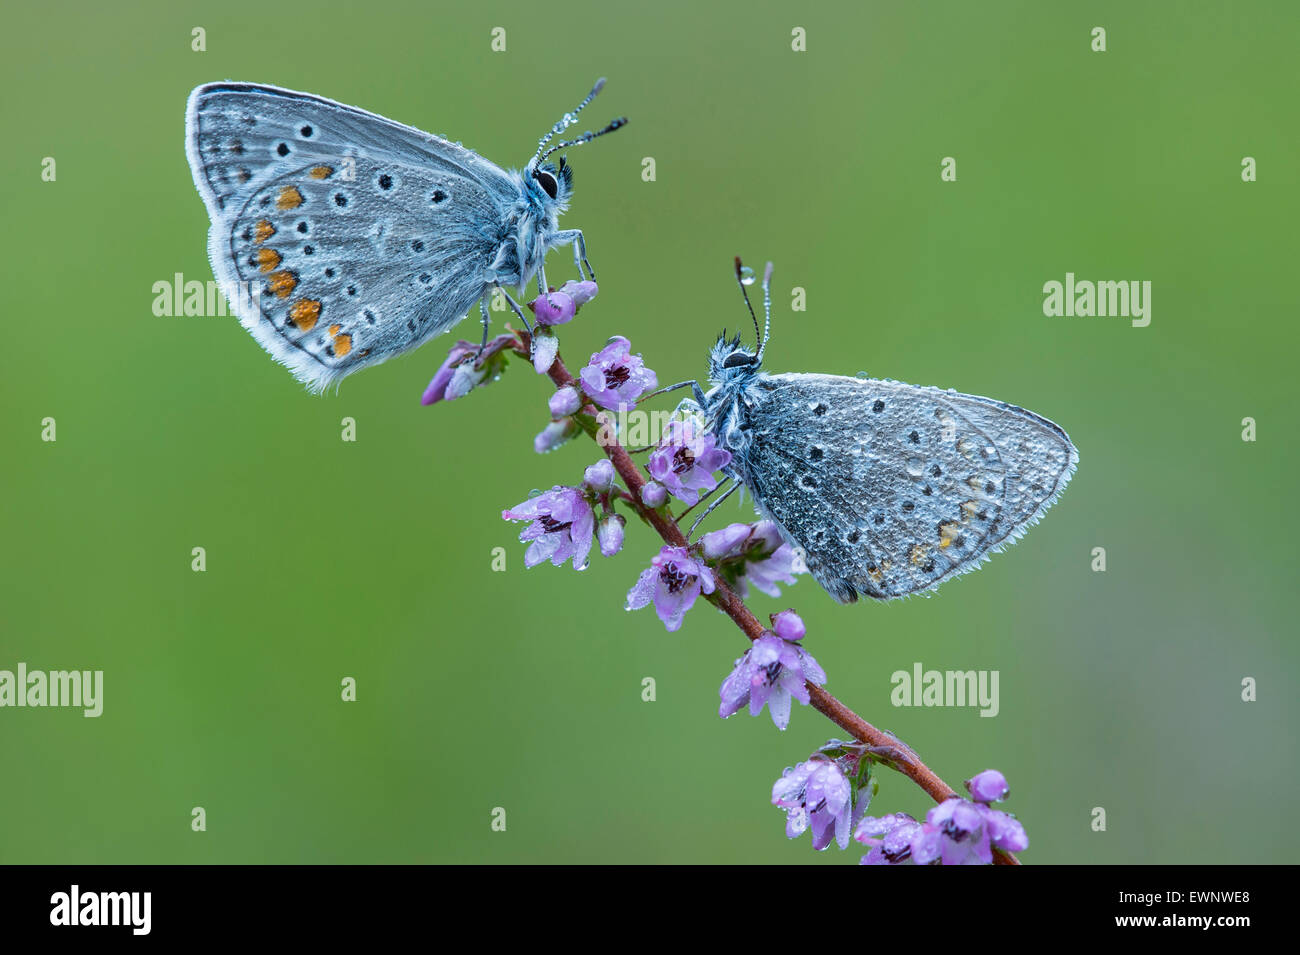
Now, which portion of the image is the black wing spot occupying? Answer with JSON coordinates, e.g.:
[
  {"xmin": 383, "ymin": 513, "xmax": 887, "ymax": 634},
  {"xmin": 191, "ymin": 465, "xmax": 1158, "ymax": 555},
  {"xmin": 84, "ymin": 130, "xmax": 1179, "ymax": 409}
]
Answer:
[
  {"xmin": 431, "ymin": 190, "xmax": 448, "ymax": 204},
  {"xmin": 378, "ymin": 174, "xmax": 393, "ymax": 190},
  {"xmin": 300, "ymin": 125, "xmax": 313, "ymax": 137},
  {"xmin": 412, "ymin": 240, "xmax": 424, "ymax": 252},
  {"xmin": 908, "ymin": 430, "xmax": 920, "ymax": 444},
  {"xmin": 801, "ymin": 475, "xmax": 818, "ymax": 488},
  {"xmin": 324, "ymin": 268, "xmax": 335, "ymax": 278},
  {"xmin": 812, "ymin": 403, "xmax": 828, "ymax": 417},
  {"xmin": 809, "ymin": 447, "xmax": 823, "ymax": 461},
  {"xmin": 303, "ymin": 245, "xmax": 314, "ymax": 255},
  {"xmin": 276, "ymin": 143, "xmax": 290, "ymax": 157},
  {"xmin": 902, "ymin": 501, "xmax": 915, "ymax": 513},
  {"xmin": 872, "ymin": 400, "xmax": 885, "ymax": 413},
  {"xmin": 931, "ymin": 464, "xmax": 942, "ymax": 477},
  {"xmin": 347, "ymin": 286, "xmax": 357, "ymax": 297},
  {"xmin": 296, "ymin": 221, "xmax": 308, "ymax": 234},
  {"xmin": 334, "ymin": 193, "xmax": 348, "ymax": 207},
  {"xmin": 364, "ymin": 309, "xmax": 376, "ymax": 324}
]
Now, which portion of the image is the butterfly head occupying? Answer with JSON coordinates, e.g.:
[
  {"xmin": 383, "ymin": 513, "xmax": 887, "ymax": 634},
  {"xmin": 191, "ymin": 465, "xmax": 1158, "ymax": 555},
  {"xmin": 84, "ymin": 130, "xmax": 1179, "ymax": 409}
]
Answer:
[
  {"xmin": 527, "ymin": 157, "xmax": 575, "ymax": 209},
  {"xmin": 709, "ymin": 257, "xmax": 773, "ymax": 385}
]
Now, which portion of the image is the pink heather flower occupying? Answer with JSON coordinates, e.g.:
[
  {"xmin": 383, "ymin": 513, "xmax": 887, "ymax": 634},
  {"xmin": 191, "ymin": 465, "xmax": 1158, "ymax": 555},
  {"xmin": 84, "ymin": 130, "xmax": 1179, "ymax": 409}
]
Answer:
[
  {"xmin": 911, "ymin": 798, "xmax": 993, "ymax": 865},
  {"xmin": 549, "ymin": 386, "xmax": 582, "ymax": 418},
  {"xmin": 965, "ymin": 769, "xmax": 1010, "ymax": 804},
  {"xmin": 528, "ymin": 280, "xmax": 597, "ymax": 326},
  {"xmin": 532, "ymin": 328, "xmax": 560, "ymax": 373},
  {"xmin": 597, "ymin": 514, "xmax": 625, "ymax": 557},
  {"xmin": 501, "ymin": 486, "xmax": 594, "ymax": 570},
  {"xmin": 855, "ymin": 775, "xmax": 1029, "ymax": 865},
  {"xmin": 640, "ymin": 481, "xmax": 667, "ymax": 508},
  {"xmin": 530, "ymin": 291, "xmax": 576, "ymax": 326},
  {"xmin": 626, "ymin": 546, "xmax": 716, "ymax": 632},
  {"xmin": 855, "ymin": 813, "xmax": 923, "ymax": 865},
  {"xmin": 420, "ymin": 334, "xmax": 514, "ymax": 405},
  {"xmin": 772, "ymin": 758, "xmax": 860, "ymax": 851},
  {"xmin": 534, "ymin": 419, "xmax": 579, "ymax": 454},
  {"xmin": 579, "ymin": 336, "xmax": 658, "ymax": 410},
  {"xmin": 562, "ymin": 279, "xmax": 598, "ymax": 306},
  {"xmin": 700, "ymin": 521, "xmax": 803, "ymax": 599},
  {"xmin": 583, "ymin": 459, "xmax": 617, "ymax": 493},
  {"xmin": 647, "ymin": 419, "xmax": 732, "ymax": 507},
  {"xmin": 770, "ymin": 609, "xmax": 805, "ymax": 641},
  {"xmin": 719, "ymin": 627, "xmax": 825, "ymax": 730}
]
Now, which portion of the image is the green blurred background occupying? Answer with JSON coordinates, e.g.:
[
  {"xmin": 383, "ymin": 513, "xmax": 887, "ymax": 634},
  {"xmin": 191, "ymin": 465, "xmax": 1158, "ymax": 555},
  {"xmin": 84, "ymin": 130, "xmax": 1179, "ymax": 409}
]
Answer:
[{"xmin": 2, "ymin": 0, "xmax": 1296, "ymax": 864}]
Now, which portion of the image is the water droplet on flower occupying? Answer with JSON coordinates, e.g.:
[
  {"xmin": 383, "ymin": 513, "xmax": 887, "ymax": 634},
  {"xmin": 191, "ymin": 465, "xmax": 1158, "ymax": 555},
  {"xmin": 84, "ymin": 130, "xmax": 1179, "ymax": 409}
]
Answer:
[
  {"xmin": 528, "ymin": 488, "xmax": 542, "ymax": 498},
  {"xmin": 855, "ymin": 370, "xmax": 871, "ymax": 379},
  {"xmin": 739, "ymin": 265, "xmax": 756, "ymax": 286}
]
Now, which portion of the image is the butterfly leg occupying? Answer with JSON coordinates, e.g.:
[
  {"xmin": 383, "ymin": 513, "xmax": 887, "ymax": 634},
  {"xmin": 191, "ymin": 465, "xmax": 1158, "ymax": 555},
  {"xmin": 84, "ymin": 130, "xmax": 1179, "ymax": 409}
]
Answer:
[
  {"xmin": 639, "ymin": 379, "xmax": 709, "ymax": 408},
  {"xmin": 685, "ymin": 479, "xmax": 739, "ymax": 540},
  {"xmin": 493, "ymin": 283, "xmax": 533, "ymax": 333},
  {"xmin": 550, "ymin": 229, "xmax": 593, "ymax": 279},
  {"xmin": 476, "ymin": 298, "xmax": 492, "ymax": 356}
]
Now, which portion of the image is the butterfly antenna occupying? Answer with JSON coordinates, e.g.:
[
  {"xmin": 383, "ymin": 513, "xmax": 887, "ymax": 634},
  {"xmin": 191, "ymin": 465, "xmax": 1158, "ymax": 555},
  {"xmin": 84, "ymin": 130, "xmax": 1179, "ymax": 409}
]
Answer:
[
  {"xmin": 534, "ymin": 78, "xmax": 612, "ymax": 164},
  {"xmin": 734, "ymin": 256, "xmax": 762, "ymax": 351},
  {"xmin": 757, "ymin": 261, "xmax": 774, "ymax": 362},
  {"xmin": 539, "ymin": 116, "xmax": 628, "ymax": 163}
]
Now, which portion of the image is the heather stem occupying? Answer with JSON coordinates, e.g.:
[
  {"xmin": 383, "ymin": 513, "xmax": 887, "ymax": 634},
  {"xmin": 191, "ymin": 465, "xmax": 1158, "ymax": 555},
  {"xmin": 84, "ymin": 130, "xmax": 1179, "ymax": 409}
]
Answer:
[{"xmin": 512, "ymin": 329, "xmax": 1019, "ymax": 865}]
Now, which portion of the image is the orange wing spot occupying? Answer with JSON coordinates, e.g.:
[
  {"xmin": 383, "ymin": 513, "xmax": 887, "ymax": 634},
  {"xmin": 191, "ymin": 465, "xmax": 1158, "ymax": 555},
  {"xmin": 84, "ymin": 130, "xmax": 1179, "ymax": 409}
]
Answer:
[
  {"xmin": 938, "ymin": 521, "xmax": 960, "ymax": 549},
  {"xmin": 328, "ymin": 324, "xmax": 341, "ymax": 336},
  {"xmin": 255, "ymin": 248, "xmax": 282, "ymax": 272},
  {"xmin": 309, "ymin": 165, "xmax": 334, "ymax": 179},
  {"xmin": 276, "ymin": 186, "xmax": 304, "ymax": 210},
  {"xmin": 267, "ymin": 270, "xmax": 298, "ymax": 298},
  {"xmin": 289, "ymin": 299, "xmax": 321, "ymax": 331},
  {"xmin": 253, "ymin": 219, "xmax": 275, "ymax": 243},
  {"xmin": 333, "ymin": 333, "xmax": 352, "ymax": 357}
]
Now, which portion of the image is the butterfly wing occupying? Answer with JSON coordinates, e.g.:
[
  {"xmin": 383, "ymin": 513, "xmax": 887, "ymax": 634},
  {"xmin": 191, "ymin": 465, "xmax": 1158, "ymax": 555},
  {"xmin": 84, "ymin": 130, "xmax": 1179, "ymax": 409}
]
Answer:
[
  {"xmin": 186, "ymin": 82, "xmax": 518, "ymax": 390},
  {"xmin": 733, "ymin": 373, "xmax": 1078, "ymax": 602}
]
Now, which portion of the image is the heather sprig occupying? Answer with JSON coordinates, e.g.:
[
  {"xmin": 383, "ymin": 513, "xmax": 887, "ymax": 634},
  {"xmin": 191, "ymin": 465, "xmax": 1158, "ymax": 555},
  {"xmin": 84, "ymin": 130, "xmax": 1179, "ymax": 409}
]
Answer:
[{"xmin": 425, "ymin": 280, "xmax": 1025, "ymax": 865}]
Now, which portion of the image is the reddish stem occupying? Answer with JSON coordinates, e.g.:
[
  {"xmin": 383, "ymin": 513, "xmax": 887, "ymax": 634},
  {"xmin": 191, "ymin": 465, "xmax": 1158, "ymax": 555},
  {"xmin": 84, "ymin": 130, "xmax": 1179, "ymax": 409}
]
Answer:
[{"xmin": 514, "ymin": 331, "xmax": 1018, "ymax": 865}]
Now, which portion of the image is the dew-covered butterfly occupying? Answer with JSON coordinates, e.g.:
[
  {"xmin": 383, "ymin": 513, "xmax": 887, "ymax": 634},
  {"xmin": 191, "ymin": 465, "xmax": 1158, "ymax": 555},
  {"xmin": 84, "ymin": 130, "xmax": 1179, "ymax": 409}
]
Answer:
[
  {"xmin": 672, "ymin": 260, "xmax": 1079, "ymax": 602},
  {"xmin": 184, "ymin": 79, "xmax": 626, "ymax": 391}
]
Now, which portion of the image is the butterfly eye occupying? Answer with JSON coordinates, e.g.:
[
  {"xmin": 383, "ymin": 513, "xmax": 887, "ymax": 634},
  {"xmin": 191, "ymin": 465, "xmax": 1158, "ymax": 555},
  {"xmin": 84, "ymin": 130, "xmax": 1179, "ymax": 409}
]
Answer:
[
  {"xmin": 723, "ymin": 351, "xmax": 756, "ymax": 368},
  {"xmin": 534, "ymin": 169, "xmax": 559, "ymax": 200}
]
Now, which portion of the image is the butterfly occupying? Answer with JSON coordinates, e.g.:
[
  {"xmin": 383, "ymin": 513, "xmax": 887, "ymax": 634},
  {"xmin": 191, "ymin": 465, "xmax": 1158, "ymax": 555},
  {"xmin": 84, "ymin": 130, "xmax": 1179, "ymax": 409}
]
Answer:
[
  {"xmin": 674, "ymin": 260, "xmax": 1079, "ymax": 602},
  {"xmin": 184, "ymin": 79, "xmax": 626, "ymax": 391}
]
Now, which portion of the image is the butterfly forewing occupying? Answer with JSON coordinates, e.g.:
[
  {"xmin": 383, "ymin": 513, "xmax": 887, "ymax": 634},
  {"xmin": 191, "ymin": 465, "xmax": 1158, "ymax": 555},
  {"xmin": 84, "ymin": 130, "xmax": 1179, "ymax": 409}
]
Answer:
[
  {"xmin": 186, "ymin": 83, "xmax": 513, "ymax": 390},
  {"xmin": 736, "ymin": 373, "xmax": 1077, "ymax": 602}
]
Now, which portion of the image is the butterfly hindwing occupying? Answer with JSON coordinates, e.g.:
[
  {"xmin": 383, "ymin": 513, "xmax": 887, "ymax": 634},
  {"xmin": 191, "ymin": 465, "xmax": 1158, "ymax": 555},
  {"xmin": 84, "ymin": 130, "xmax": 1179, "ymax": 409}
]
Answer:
[
  {"xmin": 735, "ymin": 373, "xmax": 1078, "ymax": 602},
  {"xmin": 186, "ymin": 83, "xmax": 513, "ymax": 390}
]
